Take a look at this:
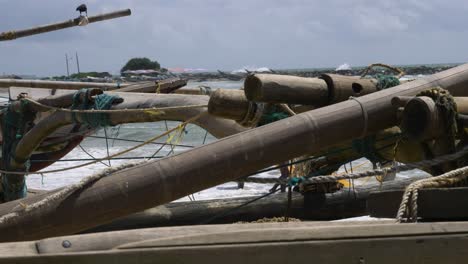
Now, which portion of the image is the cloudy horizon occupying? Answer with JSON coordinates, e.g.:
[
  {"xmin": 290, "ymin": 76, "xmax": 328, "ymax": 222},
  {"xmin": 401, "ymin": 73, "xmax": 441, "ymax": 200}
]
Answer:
[{"xmin": 1, "ymin": 0, "xmax": 467, "ymax": 76}]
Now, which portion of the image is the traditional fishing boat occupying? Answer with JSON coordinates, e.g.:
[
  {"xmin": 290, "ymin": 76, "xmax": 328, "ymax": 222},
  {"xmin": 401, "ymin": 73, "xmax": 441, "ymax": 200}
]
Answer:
[{"xmin": 1, "ymin": 6, "xmax": 468, "ymax": 264}]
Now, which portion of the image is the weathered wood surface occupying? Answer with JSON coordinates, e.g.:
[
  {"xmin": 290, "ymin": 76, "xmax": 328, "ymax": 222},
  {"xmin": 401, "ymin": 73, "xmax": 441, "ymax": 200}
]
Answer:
[
  {"xmin": 1, "ymin": 65, "xmax": 468, "ymax": 242},
  {"xmin": 112, "ymin": 78, "xmax": 187, "ymax": 93},
  {"xmin": 244, "ymin": 73, "xmax": 380, "ymax": 106},
  {"xmin": 0, "ymin": 9, "xmax": 131, "ymax": 41},
  {"xmin": 208, "ymin": 89, "xmax": 249, "ymax": 121},
  {"xmin": 320, "ymin": 73, "xmax": 378, "ymax": 103},
  {"xmin": 108, "ymin": 92, "xmax": 246, "ymax": 138},
  {"xmin": 368, "ymin": 187, "xmax": 468, "ymax": 219},
  {"xmin": 244, "ymin": 74, "xmax": 329, "ymax": 105},
  {"xmin": 392, "ymin": 95, "xmax": 468, "ymax": 115},
  {"xmin": 2, "ymin": 221, "xmax": 468, "ymax": 264},
  {"xmin": 34, "ymin": 88, "xmax": 104, "ymax": 107},
  {"xmin": 87, "ymin": 175, "xmax": 426, "ymax": 232},
  {"xmin": 0, "ymin": 79, "xmax": 130, "ymax": 90},
  {"xmin": 0, "ymin": 221, "xmax": 396, "ymax": 255},
  {"xmin": 175, "ymin": 87, "xmax": 212, "ymax": 95}
]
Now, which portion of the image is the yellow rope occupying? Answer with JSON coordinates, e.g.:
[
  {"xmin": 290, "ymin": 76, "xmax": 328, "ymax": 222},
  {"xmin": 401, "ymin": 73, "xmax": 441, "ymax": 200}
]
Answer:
[
  {"xmin": 165, "ymin": 123, "xmax": 187, "ymax": 154},
  {"xmin": 170, "ymin": 125, "xmax": 187, "ymax": 153},
  {"xmin": 156, "ymin": 82, "xmax": 161, "ymax": 94},
  {"xmin": 0, "ymin": 113, "xmax": 207, "ymax": 175}
]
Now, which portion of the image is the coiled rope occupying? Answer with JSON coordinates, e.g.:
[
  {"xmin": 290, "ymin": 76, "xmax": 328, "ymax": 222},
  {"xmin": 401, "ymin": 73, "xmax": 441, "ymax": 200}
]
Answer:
[{"xmin": 396, "ymin": 165, "xmax": 468, "ymax": 223}]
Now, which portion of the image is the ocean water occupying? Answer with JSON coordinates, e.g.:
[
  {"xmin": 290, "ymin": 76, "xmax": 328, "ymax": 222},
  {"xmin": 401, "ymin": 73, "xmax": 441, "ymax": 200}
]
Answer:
[{"xmin": 15, "ymin": 78, "xmax": 428, "ymax": 202}]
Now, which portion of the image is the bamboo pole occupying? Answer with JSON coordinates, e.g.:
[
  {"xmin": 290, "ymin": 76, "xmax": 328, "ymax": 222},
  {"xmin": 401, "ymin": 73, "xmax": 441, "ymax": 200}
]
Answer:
[
  {"xmin": 0, "ymin": 9, "xmax": 131, "ymax": 41},
  {"xmin": 35, "ymin": 88, "xmax": 104, "ymax": 108},
  {"xmin": 392, "ymin": 95, "xmax": 468, "ymax": 157},
  {"xmin": 0, "ymin": 79, "xmax": 131, "ymax": 90},
  {"xmin": 321, "ymin": 74, "xmax": 378, "ymax": 104},
  {"xmin": 87, "ymin": 175, "xmax": 426, "ymax": 232},
  {"xmin": 244, "ymin": 74, "xmax": 329, "ymax": 105},
  {"xmin": 244, "ymin": 74, "xmax": 379, "ymax": 106},
  {"xmin": 392, "ymin": 95, "xmax": 468, "ymax": 115},
  {"xmin": 175, "ymin": 87, "xmax": 212, "ymax": 95},
  {"xmin": 1, "ymin": 64, "xmax": 468, "ymax": 241},
  {"xmin": 113, "ymin": 78, "xmax": 187, "ymax": 93},
  {"xmin": 400, "ymin": 96, "xmax": 446, "ymax": 141},
  {"xmin": 208, "ymin": 89, "xmax": 249, "ymax": 121}
]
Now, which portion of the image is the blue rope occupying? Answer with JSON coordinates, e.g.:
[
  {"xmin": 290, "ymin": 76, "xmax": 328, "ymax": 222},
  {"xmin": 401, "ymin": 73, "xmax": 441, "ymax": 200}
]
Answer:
[
  {"xmin": 257, "ymin": 105, "xmax": 290, "ymax": 127},
  {"xmin": 1, "ymin": 100, "xmax": 34, "ymax": 201},
  {"xmin": 1, "ymin": 175, "xmax": 27, "ymax": 201},
  {"xmin": 71, "ymin": 89, "xmax": 122, "ymax": 128},
  {"xmin": 375, "ymin": 74, "xmax": 400, "ymax": 90},
  {"xmin": 349, "ymin": 74, "xmax": 400, "ymax": 165},
  {"xmin": 351, "ymin": 135, "xmax": 385, "ymax": 165}
]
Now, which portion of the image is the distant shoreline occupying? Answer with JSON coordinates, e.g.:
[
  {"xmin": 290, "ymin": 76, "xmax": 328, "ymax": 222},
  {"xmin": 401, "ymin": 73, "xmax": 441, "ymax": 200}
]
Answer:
[
  {"xmin": 2, "ymin": 63, "xmax": 462, "ymax": 82},
  {"xmin": 178, "ymin": 63, "xmax": 461, "ymax": 82}
]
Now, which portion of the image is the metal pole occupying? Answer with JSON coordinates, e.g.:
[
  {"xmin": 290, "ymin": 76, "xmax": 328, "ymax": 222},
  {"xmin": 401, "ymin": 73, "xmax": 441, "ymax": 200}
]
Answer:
[
  {"xmin": 75, "ymin": 52, "xmax": 81, "ymax": 74},
  {"xmin": 65, "ymin": 54, "xmax": 69, "ymax": 77}
]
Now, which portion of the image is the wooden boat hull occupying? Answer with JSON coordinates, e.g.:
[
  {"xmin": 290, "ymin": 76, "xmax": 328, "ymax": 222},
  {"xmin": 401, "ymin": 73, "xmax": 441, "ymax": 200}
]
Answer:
[{"xmin": 1, "ymin": 221, "xmax": 468, "ymax": 264}]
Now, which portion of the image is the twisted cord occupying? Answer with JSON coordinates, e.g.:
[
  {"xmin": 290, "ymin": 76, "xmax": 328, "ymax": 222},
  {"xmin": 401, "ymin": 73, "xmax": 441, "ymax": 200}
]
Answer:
[
  {"xmin": 0, "ymin": 162, "xmax": 144, "ymax": 225},
  {"xmin": 241, "ymin": 145, "xmax": 468, "ymax": 185},
  {"xmin": 23, "ymin": 97, "xmax": 207, "ymax": 114},
  {"xmin": 396, "ymin": 166, "xmax": 468, "ymax": 223},
  {"xmin": 360, "ymin": 63, "xmax": 405, "ymax": 79}
]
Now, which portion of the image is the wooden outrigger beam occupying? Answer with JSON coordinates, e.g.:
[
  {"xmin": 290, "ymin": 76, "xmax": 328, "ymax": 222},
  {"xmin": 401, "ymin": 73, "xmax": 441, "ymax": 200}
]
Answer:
[
  {"xmin": 0, "ymin": 79, "xmax": 131, "ymax": 90},
  {"xmin": 0, "ymin": 9, "xmax": 131, "ymax": 41},
  {"xmin": 1, "ymin": 64, "xmax": 468, "ymax": 241},
  {"xmin": 112, "ymin": 78, "xmax": 188, "ymax": 93}
]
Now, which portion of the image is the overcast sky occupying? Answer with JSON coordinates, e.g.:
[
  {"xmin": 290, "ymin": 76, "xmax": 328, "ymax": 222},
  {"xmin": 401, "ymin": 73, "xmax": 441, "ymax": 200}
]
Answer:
[{"xmin": 1, "ymin": 0, "xmax": 467, "ymax": 76}]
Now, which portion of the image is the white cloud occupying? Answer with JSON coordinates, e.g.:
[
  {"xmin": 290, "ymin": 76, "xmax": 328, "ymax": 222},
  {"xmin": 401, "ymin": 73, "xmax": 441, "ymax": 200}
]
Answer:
[
  {"xmin": 0, "ymin": 0, "xmax": 467, "ymax": 76},
  {"xmin": 351, "ymin": 6, "xmax": 409, "ymax": 35}
]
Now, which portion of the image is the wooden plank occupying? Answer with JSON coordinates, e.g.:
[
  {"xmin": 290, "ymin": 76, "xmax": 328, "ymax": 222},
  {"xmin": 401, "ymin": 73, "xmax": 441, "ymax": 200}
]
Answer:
[
  {"xmin": 2, "ymin": 222, "xmax": 468, "ymax": 263},
  {"xmin": 38, "ymin": 221, "xmax": 391, "ymax": 254},
  {"xmin": 368, "ymin": 187, "xmax": 468, "ymax": 219}
]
